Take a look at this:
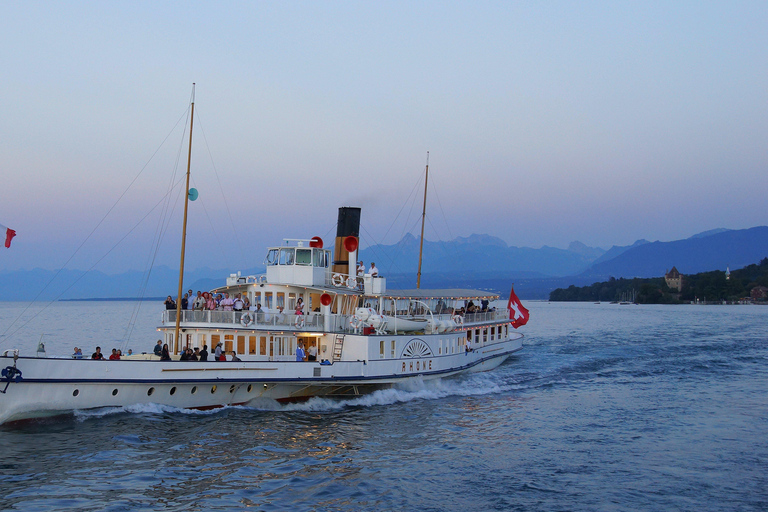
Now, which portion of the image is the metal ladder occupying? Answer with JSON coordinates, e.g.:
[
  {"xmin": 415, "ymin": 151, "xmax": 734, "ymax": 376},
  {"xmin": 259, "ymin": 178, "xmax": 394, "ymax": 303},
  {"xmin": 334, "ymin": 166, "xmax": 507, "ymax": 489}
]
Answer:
[{"xmin": 332, "ymin": 334, "xmax": 345, "ymax": 362}]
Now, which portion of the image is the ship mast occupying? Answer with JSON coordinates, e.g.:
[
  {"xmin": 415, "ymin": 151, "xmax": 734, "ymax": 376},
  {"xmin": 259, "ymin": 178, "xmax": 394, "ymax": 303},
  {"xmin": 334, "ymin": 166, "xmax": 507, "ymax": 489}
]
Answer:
[
  {"xmin": 174, "ymin": 84, "xmax": 195, "ymax": 354},
  {"xmin": 416, "ymin": 152, "xmax": 429, "ymax": 289}
]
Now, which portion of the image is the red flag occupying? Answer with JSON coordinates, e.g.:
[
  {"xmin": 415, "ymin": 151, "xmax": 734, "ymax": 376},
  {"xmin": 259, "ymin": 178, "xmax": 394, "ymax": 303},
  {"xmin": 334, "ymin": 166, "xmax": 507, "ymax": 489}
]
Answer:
[
  {"xmin": 0, "ymin": 224, "xmax": 15, "ymax": 248},
  {"xmin": 508, "ymin": 285, "xmax": 529, "ymax": 328}
]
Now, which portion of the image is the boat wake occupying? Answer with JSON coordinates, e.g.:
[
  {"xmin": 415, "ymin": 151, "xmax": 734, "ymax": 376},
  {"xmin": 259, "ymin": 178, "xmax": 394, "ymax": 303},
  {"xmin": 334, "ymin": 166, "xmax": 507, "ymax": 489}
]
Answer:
[{"xmin": 71, "ymin": 372, "xmax": 515, "ymax": 421}]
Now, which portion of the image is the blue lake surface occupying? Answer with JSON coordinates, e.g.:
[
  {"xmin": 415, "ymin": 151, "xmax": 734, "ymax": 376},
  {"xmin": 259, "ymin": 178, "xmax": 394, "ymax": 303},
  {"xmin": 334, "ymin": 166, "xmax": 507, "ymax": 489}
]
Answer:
[{"xmin": 0, "ymin": 300, "xmax": 766, "ymax": 511}]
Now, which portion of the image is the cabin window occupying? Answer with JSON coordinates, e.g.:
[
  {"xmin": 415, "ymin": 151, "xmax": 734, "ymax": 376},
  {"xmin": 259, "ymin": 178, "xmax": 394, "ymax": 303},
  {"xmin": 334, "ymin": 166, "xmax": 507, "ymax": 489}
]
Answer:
[
  {"xmin": 379, "ymin": 340, "xmax": 385, "ymax": 358},
  {"xmin": 279, "ymin": 248, "xmax": 295, "ymax": 265},
  {"xmin": 225, "ymin": 334, "xmax": 234, "ymax": 352},
  {"xmin": 237, "ymin": 335, "xmax": 245, "ymax": 355},
  {"xmin": 483, "ymin": 329, "xmax": 488, "ymax": 343},
  {"xmin": 296, "ymin": 248, "xmax": 312, "ymax": 266},
  {"xmin": 467, "ymin": 330, "xmax": 472, "ymax": 342},
  {"xmin": 249, "ymin": 336, "xmax": 256, "ymax": 355},
  {"xmin": 260, "ymin": 336, "xmax": 268, "ymax": 356},
  {"xmin": 275, "ymin": 293, "xmax": 284, "ymax": 309},
  {"xmin": 390, "ymin": 340, "xmax": 396, "ymax": 358},
  {"xmin": 262, "ymin": 292, "xmax": 272, "ymax": 310},
  {"xmin": 490, "ymin": 326, "xmax": 495, "ymax": 341},
  {"xmin": 265, "ymin": 249, "xmax": 279, "ymax": 266},
  {"xmin": 288, "ymin": 293, "xmax": 297, "ymax": 310},
  {"xmin": 211, "ymin": 334, "xmax": 221, "ymax": 348}
]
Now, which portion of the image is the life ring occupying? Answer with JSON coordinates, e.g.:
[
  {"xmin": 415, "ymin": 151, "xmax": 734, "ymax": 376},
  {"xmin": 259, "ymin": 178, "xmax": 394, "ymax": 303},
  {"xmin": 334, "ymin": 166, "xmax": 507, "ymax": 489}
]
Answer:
[
  {"xmin": 452, "ymin": 315, "xmax": 463, "ymax": 325},
  {"xmin": 295, "ymin": 316, "xmax": 305, "ymax": 328},
  {"xmin": 349, "ymin": 317, "xmax": 361, "ymax": 331},
  {"xmin": 332, "ymin": 274, "xmax": 345, "ymax": 287},
  {"xmin": 240, "ymin": 313, "xmax": 254, "ymax": 327},
  {"xmin": 346, "ymin": 277, "xmax": 357, "ymax": 289}
]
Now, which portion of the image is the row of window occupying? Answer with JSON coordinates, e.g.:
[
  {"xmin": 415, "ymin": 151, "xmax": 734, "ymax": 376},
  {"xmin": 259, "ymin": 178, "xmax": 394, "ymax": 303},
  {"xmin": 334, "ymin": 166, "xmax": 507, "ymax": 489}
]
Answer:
[
  {"xmin": 264, "ymin": 247, "xmax": 330, "ymax": 267},
  {"xmin": 376, "ymin": 324, "xmax": 510, "ymax": 359},
  {"xmin": 70, "ymin": 383, "xmax": 259, "ymax": 398}
]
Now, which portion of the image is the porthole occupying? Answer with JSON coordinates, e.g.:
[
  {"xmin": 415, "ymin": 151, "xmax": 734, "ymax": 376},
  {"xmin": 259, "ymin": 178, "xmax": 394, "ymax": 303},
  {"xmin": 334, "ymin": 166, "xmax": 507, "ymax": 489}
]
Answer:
[
  {"xmin": 147, "ymin": 387, "xmax": 155, "ymax": 396},
  {"xmin": 210, "ymin": 385, "xmax": 217, "ymax": 394},
  {"xmin": 247, "ymin": 384, "xmax": 253, "ymax": 393},
  {"xmin": 112, "ymin": 389, "xmax": 118, "ymax": 396},
  {"xmin": 229, "ymin": 385, "xmax": 236, "ymax": 394},
  {"xmin": 191, "ymin": 386, "xmax": 197, "ymax": 394},
  {"xmin": 170, "ymin": 386, "xmax": 177, "ymax": 396},
  {"xmin": 72, "ymin": 389, "xmax": 79, "ymax": 397}
]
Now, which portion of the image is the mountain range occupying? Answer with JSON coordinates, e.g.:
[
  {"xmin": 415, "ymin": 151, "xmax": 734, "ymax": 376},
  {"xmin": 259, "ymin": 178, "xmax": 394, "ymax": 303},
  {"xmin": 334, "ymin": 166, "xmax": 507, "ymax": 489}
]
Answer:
[{"xmin": 2, "ymin": 226, "xmax": 766, "ymax": 301}]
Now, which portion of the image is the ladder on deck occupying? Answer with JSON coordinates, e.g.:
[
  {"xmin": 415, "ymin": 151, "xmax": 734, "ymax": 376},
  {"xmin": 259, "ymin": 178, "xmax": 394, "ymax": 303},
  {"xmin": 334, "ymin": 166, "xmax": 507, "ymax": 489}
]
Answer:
[{"xmin": 333, "ymin": 334, "xmax": 345, "ymax": 362}]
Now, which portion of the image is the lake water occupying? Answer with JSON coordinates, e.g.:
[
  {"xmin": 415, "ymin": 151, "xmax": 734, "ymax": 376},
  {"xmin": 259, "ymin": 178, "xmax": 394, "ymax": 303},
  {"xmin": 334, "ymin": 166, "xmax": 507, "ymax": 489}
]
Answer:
[{"xmin": 0, "ymin": 300, "xmax": 766, "ymax": 511}]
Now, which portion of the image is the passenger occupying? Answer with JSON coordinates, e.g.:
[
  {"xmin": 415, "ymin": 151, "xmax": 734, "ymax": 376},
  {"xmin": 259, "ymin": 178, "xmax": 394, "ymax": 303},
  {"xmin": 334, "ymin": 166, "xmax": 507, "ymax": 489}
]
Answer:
[
  {"xmin": 92, "ymin": 346, "xmax": 105, "ymax": 360},
  {"xmin": 369, "ymin": 262, "xmax": 379, "ymax": 277},
  {"xmin": 307, "ymin": 341, "xmax": 318, "ymax": 362},
  {"xmin": 221, "ymin": 292, "xmax": 234, "ymax": 311},
  {"xmin": 126, "ymin": 349, "xmax": 133, "ymax": 356},
  {"xmin": 164, "ymin": 295, "xmax": 176, "ymax": 310},
  {"xmin": 117, "ymin": 349, "xmax": 123, "ymax": 358},
  {"xmin": 357, "ymin": 261, "xmax": 366, "ymax": 290},
  {"xmin": 192, "ymin": 347, "xmax": 200, "ymax": 361},
  {"xmin": 187, "ymin": 289, "xmax": 194, "ymax": 309},
  {"xmin": 194, "ymin": 291, "xmax": 206, "ymax": 310},
  {"xmin": 242, "ymin": 295, "xmax": 251, "ymax": 310},
  {"xmin": 160, "ymin": 344, "xmax": 171, "ymax": 361},
  {"xmin": 295, "ymin": 341, "xmax": 306, "ymax": 362},
  {"xmin": 233, "ymin": 293, "xmax": 244, "ymax": 312},
  {"xmin": 206, "ymin": 293, "xmax": 216, "ymax": 311},
  {"xmin": 154, "ymin": 340, "xmax": 163, "ymax": 356},
  {"xmin": 255, "ymin": 303, "xmax": 265, "ymax": 322},
  {"xmin": 72, "ymin": 347, "xmax": 83, "ymax": 359},
  {"xmin": 199, "ymin": 344, "xmax": 209, "ymax": 362},
  {"xmin": 181, "ymin": 293, "xmax": 189, "ymax": 310},
  {"xmin": 215, "ymin": 294, "xmax": 223, "ymax": 310},
  {"xmin": 214, "ymin": 342, "xmax": 223, "ymax": 361},
  {"xmin": 230, "ymin": 351, "xmax": 241, "ymax": 362},
  {"xmin": 179, "ymin": 350, "xmax": 189, "ymax": 361}
]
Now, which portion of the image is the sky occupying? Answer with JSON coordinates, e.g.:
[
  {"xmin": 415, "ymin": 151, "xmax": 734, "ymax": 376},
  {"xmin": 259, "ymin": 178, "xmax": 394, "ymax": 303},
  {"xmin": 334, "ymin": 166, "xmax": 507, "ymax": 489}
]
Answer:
[{"xmin": 1, "ymin": 1, "xmax": 767, "ymax": 274}]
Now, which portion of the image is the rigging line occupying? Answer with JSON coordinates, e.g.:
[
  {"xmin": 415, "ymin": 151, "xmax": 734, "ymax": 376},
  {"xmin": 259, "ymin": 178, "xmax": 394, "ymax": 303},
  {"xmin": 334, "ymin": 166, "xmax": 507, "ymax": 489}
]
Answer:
[
  {"xmin": 195, "ymin": 110, "xmax": 244, "ymax": 269},
  {"xmin": 4, "ymin": 174, "xmax": 189, "ymax": 344},
  {"xmin": 0, "ymin": 106, "xmax": 191, "ymax": 342},
  {"xmin": 123, "ymin": 115, "xmax": 192, "ymax": 346},
  {"xmin": 428, "ymin": 174, "xmax": 461, "ymax": 263},
  {"xmin": 376, "ymin": 173, "xmax": 423, "ymax": 247}
]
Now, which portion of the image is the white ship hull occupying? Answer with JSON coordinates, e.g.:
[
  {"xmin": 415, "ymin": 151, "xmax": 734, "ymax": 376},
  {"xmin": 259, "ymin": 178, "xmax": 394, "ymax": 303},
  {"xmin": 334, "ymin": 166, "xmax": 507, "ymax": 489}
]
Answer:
[{"xmin": 0, "ymin": 335, "xmax": 522, "ymax": 424}]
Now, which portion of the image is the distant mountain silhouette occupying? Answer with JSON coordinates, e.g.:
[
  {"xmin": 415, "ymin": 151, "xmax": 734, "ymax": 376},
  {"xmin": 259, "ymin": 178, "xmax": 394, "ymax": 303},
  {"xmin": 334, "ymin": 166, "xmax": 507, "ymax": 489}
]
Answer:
[
  {"xmin": 580, "ymin": 226, "xmax": 768, "ymax": 279},
  {"xmin": 4, "ymin": 226, "xmax": 766, "ymax": 301},
  {"xmin": 359, "ymin": 233, "xmax": 604, "ymax": 278}
]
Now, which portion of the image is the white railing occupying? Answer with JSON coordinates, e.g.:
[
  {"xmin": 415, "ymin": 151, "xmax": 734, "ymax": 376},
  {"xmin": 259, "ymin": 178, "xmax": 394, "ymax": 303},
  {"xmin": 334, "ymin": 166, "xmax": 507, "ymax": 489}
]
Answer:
[{"xmin": 163, "ymin": 310, "xmax": 356, "ymax": 332}]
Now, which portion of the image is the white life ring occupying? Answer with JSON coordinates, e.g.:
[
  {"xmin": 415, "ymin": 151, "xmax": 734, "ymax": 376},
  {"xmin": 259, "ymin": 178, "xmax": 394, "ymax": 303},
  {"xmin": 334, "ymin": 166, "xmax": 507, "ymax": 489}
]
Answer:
[
  {"xmin": 452, "ymin": 314, "xmax": 463, "ymax": 325},
  {"xmin": 346, "ymin": 276, "xmax": 357, "ymax": 289},
  {"xmin": 295, "ymin": 315, "xmax": 305, "ymax": 328},
  {"xmin": 240, "ymin": 313, "xmax": 254, "ymax": 327},
  {"xmin": 332, "ymin": 273, "xmax": 345, "ymax": 287}
]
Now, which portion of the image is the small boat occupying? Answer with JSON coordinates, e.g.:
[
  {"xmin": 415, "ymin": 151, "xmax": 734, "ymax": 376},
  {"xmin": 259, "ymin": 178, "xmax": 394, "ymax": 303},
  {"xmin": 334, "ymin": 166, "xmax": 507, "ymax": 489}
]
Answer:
[{"xmin": 0, "ymin": 94, "xmax": 526, "ymax": 425}]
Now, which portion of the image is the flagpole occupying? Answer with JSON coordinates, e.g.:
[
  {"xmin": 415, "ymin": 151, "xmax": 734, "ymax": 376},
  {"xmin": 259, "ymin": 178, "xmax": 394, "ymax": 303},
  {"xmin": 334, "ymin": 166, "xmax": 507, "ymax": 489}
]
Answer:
[{"xmin": 174, "ymin": 84, "xmax": 195, "ymax": 355}]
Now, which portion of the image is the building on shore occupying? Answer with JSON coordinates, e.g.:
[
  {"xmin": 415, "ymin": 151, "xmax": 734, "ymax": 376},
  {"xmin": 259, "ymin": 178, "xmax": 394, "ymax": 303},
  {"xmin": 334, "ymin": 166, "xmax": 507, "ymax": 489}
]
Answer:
[{"xmin": 665, "ymin": 267, "xmax": 683, "ymax": 292}]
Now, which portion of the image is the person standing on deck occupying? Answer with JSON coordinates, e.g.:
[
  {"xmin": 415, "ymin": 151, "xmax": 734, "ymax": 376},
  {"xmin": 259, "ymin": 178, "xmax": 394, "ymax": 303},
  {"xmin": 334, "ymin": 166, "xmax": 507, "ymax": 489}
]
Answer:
[{"xmin": 296, "ymin": 341, "xmax": 306, "ymax": 362}]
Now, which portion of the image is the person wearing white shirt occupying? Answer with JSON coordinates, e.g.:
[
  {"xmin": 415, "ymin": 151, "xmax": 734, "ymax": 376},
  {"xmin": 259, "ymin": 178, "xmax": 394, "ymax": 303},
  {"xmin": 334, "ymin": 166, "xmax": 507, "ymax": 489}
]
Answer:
[{"xmin": 369, "ymin": 262, "xmax": 379, "ymax": 277}]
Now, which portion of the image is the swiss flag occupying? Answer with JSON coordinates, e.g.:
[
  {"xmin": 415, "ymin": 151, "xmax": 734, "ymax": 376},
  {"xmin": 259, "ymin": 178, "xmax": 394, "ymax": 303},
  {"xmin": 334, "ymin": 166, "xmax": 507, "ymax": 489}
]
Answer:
[
  {"xmin": 508, "ymin": 285, "xmax": 529, "ymax": 328},
  {"xmin": 0, "ymin": 224, "xmax": 15, "ymax": 248}
]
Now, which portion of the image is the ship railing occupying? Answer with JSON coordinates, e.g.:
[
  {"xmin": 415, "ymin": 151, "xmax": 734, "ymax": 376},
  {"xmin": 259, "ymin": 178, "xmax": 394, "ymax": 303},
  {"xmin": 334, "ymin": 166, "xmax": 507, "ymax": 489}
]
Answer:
[
  {"xmin": 457, "ymin": 309, "xmax": 509, "ymax": 325},
  {"xmin": 163, "ymin": 310, "xmax": 357, "ymax": 333}
]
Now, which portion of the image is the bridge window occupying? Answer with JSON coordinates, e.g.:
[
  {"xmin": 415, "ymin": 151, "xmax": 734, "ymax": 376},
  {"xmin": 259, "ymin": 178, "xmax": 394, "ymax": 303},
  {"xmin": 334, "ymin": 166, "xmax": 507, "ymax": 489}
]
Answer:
[
  {"xmin": 265, "ymin": 249, "xmax": 279, "ymax": 266},
  {"xmin": 296, "ymin": 248, "xmax": 312, "ymax": 266},
  {"xmin": 279, "ymin": 248, "xmax": 295, "ymax": 265}
]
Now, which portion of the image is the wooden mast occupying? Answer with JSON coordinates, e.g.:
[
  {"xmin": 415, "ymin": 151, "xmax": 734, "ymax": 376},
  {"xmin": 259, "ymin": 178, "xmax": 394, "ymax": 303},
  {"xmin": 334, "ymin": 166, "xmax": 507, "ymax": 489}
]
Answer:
[
  {"xmin": 173, "ymin": 84, "xmax": 195, "ymax": 355},
  {"xmin": 416, "ymin": 152, "xmax": 429, "ymax": 289}
]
